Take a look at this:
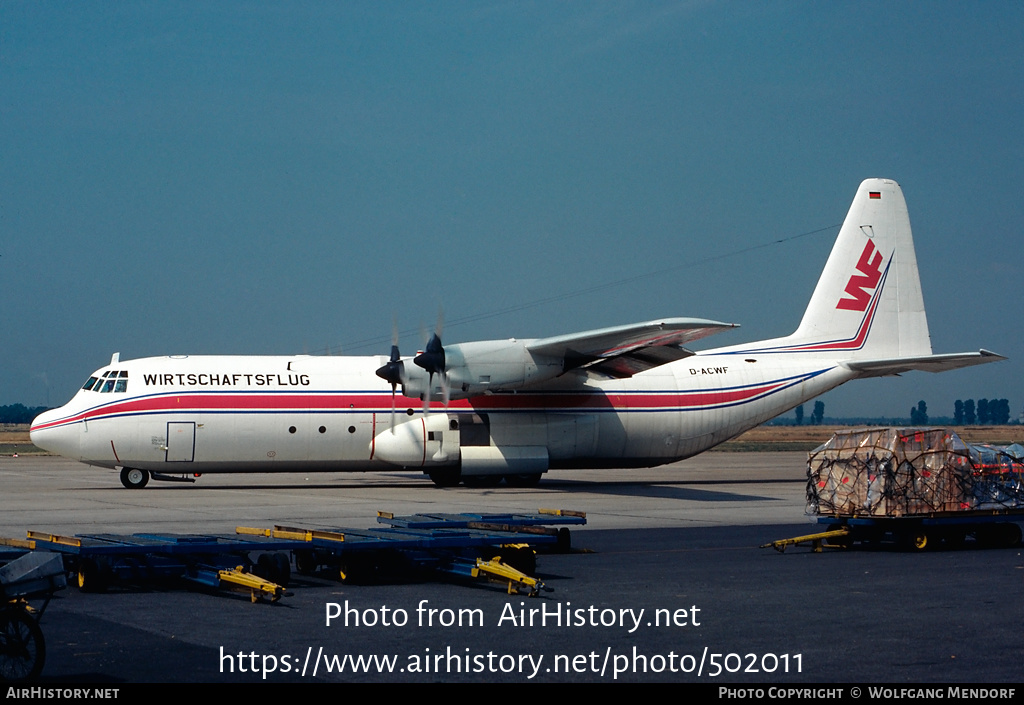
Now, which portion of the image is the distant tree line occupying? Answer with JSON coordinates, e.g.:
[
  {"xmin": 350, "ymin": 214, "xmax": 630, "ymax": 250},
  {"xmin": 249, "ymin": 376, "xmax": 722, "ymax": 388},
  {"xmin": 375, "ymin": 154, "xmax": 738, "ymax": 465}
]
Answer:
[
  {"xmin": 954, "ymin": 398, "xmax": 1011, "ymax": 425},
  {"xmin": 0, "ymin": 404, "xmax": 50, "ymax": 424},
  {"xmin": 780, "ymin": 397, "xmax": 1017, "ymax": 426}
]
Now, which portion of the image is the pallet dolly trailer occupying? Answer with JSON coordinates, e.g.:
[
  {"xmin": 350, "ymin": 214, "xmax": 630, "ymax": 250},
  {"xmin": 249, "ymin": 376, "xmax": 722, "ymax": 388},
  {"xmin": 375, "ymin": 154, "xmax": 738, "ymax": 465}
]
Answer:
[
  {"xmin": 241, "ymin": 509, "xmax": 586, "ymax": 596},
  {"xmin": 14, "ymin": 531, "xmax": 302, "ymax": 602},
  {"xmin": 1, "ymin": 509, "xmax": 586, "ymax": 601},
  {"xmin": 762, "ymin": 509, "xmax": 1024, "ymax": 553}
]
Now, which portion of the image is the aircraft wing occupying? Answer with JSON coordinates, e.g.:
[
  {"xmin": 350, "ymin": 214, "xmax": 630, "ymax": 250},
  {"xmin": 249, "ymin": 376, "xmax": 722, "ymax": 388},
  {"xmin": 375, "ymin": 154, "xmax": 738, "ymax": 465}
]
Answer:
[
  {"xmin": 527, "ymin": 317, "xmax": 737, "ymax": 378},
  {"xmin": 843, "ymin": 349, "xmax": 1006, "ymax": 378}
]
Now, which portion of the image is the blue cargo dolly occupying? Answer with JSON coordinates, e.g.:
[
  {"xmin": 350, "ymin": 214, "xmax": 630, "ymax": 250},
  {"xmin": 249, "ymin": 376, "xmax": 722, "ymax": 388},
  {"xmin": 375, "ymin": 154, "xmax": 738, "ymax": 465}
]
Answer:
[
  {"xmin": 4, "ymin": 509, "xmax": 585, "ymax": 600},
  {"xmin": 239, "ymin": 509, "xmax": 586, "ymax": 595},
  {"xmin": 20, "ymin": 531, "xmax": 301, "ymax": 601},
  {"xmin": 812, "ymin": 509, "xmax": 1024, "ymax": 551},
  {"xmin": 762, "ymin": 508, "xmax": 1024, "ymax": 553},
  {"xmin": 375, "ymin": 509, "xmax": 582, "ymax": 551}
]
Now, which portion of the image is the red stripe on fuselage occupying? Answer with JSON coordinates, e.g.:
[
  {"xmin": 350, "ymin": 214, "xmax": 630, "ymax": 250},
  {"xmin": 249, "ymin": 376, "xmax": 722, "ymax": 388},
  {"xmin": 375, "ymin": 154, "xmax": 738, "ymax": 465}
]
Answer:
[{"xmin": 33, "ymin": 375, "xmax": 803, "ymax": 432}]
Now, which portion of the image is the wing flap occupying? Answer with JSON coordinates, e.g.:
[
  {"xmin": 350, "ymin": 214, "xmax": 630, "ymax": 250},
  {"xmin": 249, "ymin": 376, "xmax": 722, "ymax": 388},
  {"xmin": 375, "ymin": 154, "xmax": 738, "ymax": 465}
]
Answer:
[
  {"xmin": 528, "ymin": 318, "xmax": 736, "ymax": 377},
  {"xmin": 843, "ymin": 349, "xmax": 1006, "ymax": 378},
  {"xmin": 583, "ymin": 344, "xmax": 696, "ymax": 379}
]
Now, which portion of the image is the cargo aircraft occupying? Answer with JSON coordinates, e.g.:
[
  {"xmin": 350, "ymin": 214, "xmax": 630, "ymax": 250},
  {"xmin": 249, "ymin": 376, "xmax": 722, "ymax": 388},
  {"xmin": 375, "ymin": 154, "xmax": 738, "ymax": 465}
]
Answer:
[{"xmin": 31, "ymin": 179, "xmax": 1003, "ymax": 489}]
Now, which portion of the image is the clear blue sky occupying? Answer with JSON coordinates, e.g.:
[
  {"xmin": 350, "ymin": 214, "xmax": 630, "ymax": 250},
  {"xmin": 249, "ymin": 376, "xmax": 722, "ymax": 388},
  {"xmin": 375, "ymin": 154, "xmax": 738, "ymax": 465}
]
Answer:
[{"xmin": 2, "ymin": 1, "xmax": 1021, "ymax": 419}]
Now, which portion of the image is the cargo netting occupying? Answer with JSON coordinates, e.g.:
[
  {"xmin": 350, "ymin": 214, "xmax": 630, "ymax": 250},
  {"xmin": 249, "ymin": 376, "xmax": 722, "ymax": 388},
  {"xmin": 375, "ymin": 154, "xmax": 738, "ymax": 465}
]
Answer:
[{"xmin": 807, "ymin": 428, "xmax": 1024, "ymax": 517}]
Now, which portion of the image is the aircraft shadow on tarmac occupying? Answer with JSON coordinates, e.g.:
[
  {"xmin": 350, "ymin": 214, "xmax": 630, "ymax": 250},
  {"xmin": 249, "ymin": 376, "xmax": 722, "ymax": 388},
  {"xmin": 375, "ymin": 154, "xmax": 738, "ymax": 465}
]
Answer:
[
  {"xmin": 519, "ymin": 478, "xmax": 779, "ymax": 502},
  {"xmin": 67, "ymin": 478, "xmax": 429, "ymax": 492},
  {"xmin": 66, "ymin": 474, "xmax": 791, "ymax": 501}
]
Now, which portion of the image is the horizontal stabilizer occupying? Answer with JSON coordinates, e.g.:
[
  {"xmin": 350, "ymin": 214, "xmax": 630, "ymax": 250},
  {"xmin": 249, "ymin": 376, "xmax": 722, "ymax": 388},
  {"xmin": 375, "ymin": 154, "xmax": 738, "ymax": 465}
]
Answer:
[
  {"xmin": 528, "ymin": 317, "xmax": 737, "ymax": 377},
  {"xmin": 843, "ymin": 349, "xmax": 1006, "ymax": 377}
]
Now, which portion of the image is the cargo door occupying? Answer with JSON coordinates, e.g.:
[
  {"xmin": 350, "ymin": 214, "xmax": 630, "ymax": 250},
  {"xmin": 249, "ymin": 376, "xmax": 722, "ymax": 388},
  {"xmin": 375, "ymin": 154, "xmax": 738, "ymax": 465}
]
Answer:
[{"xmin": 165, "ymin": 421, "xmax": 196, "ymax": 462}]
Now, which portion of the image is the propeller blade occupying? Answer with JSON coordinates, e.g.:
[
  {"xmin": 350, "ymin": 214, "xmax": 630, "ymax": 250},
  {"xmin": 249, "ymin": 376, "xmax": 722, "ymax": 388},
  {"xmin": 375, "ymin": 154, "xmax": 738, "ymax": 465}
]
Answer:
[
  {"xmin": 413, "ymin": 332, "xmax": 445, "ymax": 376},
  {"xmin": 409, "ymin": 309, "xmax": 445, "ymax": 415},
  {"xmin": 376, "ymin": 322, "xmax": 404, "ymax": 432},
  {"xmin": 423, "ymin": 372, "xmax": 433, "ymax": 416},
  {"xmin": 390, "ymin": 382, "xmax": 397, "ymax": 433}
]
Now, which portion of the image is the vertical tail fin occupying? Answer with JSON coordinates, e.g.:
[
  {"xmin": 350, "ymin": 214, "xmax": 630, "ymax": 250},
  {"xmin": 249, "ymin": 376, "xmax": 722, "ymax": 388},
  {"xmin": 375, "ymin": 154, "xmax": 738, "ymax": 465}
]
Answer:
[
  {"xmin": 786, "ymin": 178, "xmax": 933, "ymax": 358},
  {"xmin": 709, "ymin": 178, "xmax": 1002, "ymax": 373}
]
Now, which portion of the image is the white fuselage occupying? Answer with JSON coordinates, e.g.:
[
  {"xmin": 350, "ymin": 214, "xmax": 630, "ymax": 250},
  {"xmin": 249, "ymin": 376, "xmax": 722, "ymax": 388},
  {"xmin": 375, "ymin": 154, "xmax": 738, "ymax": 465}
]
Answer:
[{"xmin": 29, "ymin": 348, "xmax": 852, "ymax": 475}]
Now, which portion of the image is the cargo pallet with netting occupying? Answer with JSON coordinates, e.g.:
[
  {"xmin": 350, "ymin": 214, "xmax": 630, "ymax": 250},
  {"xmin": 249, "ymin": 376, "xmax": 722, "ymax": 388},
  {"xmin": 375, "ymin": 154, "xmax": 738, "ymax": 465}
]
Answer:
[{"xmin": 770, "ymin": 428, "xmax": 1023, "ymax": 552}]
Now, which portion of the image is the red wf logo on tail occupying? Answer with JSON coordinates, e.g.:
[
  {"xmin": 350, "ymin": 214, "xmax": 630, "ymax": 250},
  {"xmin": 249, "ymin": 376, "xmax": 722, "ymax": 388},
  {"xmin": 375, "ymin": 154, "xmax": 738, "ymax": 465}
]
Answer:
[{"xmin": 837, "ymin": 240, "xmax": 884, "ymax": 311}]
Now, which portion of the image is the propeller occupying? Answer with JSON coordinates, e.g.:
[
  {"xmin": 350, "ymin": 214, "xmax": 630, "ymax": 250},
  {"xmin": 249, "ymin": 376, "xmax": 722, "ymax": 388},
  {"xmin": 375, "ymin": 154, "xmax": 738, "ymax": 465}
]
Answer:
[
  {"xmin": 414, "ymin": 309, "xmax": 449, "ymax": 414},
  {"xmin": 375, "ymin": 321, "xmax": 405, "ymax": 432}
]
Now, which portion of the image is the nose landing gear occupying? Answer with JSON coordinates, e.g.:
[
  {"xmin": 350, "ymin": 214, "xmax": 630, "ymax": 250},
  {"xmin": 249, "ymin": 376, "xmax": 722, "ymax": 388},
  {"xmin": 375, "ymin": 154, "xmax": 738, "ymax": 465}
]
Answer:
[{"xmin": 119, "ymin": 467, "xmax": 150, "ymax": 489}]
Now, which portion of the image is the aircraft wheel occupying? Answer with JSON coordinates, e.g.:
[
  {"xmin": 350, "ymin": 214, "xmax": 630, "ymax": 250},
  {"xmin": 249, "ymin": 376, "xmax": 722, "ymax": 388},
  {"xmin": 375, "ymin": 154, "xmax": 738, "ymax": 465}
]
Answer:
[
  {"xmin": 504, "ymin": 473, "xmax": 542, "ymax": 488},
  {"xmin": 462, "ymin": 475, "xmax": 502, "ymax": 488},
  {"xmin": 120, "ymin": 467, "xmax": 150, "ymax": 489},
  {"xmin": 0, "ymin": 607, "xmax": 45, "ymax": 682},
  {"xmin": 427, "ymin": 469, "xmax": 461, "ymax": 488}
]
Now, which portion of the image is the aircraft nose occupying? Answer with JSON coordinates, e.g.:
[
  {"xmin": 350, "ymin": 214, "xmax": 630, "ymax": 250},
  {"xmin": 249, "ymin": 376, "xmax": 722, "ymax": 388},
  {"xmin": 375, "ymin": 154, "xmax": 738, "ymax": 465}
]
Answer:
[{"xmin": 30, "ymin": 409, "xmax": 80, "ymax": 459}]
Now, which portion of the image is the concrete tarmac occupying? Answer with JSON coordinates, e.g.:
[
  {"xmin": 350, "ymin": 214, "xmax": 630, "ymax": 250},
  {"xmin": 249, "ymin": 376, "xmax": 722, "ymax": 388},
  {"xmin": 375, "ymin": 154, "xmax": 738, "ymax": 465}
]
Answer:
[{"xmin": 2, "ymin": 455, "xmax": 1022, "ymax": 683}]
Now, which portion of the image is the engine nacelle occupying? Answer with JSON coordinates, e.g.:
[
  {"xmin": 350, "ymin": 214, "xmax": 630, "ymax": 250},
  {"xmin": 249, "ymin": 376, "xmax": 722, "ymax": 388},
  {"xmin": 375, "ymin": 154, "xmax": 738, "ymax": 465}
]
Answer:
[
  {"xmin": 400, "ymin": 339, "xmax": 562, "ymax": 400},
  {"xmin": 371, "ymin": 413, "xmax": 457, "ymax": 467}
]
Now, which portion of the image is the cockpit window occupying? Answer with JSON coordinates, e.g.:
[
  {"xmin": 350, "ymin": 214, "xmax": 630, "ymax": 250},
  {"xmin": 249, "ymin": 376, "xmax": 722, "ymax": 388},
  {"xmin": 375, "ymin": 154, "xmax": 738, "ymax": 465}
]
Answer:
[{"xmin": 86, "ymin": 370, "xmax": 128, "ymax": 393}]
